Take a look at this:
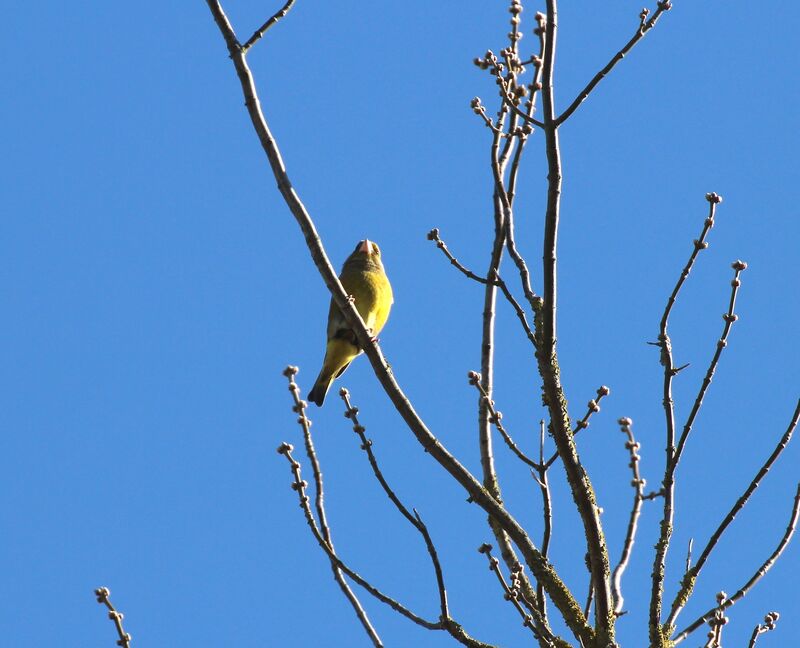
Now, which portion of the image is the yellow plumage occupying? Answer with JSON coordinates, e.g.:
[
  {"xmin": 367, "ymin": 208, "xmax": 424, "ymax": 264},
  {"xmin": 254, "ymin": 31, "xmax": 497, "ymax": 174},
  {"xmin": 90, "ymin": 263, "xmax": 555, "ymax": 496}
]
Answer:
[{"xmin": 308, "ymin": 239, "xmax": 393, "ymax": 407}]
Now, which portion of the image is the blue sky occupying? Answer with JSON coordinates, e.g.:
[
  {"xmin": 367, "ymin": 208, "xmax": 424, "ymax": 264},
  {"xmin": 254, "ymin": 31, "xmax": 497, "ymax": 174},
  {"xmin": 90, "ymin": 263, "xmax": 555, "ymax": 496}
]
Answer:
[{"xmin": 2, "ymin": 2, "xmax": 798, "ymax": 646}]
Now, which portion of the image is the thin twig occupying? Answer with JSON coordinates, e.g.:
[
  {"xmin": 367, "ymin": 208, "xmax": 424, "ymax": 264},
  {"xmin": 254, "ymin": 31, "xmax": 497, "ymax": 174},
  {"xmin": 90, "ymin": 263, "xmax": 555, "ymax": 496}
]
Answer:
[
  {"xmin": 583, "ymin": 575, "xmax": 594, "ymax": 621},
  {"xmin": 94, "ymin": 587, "xmax": 131, "ymax": 648},
  {"xmin": 339, "ymin": 389, "xmax": 451, "ymax": 619},
  {"xmin": 611, "ymin": 417, "xmax": 648, "ymax": 615},
  {"xmin": 277, "ymin": 441, "xmax": 438, "ymax": 632},
  {"xmin": 427, "ymin": 228, "xmax": 491, "ymax": 285},
  {"xmin": 424, "ymin": 228, "xmax": 537, "ymax": 347},
  {"xmin": 701, "ymin": 592, "xmax": 729, "ymax": 648},
  {"xmin": 544, "ymin": 386, "xmax": 610, "ymax": 469},
  {"xmin": 478, "ymin": 544, "xmax": 555, "ymax": 645},
  {"xmin": 535, "ymin": 420, "xmax": 552, "ymax": 625},
  {"xmin": 748, "ymin": 612, "xmax": 780, "ymax": 648},
  {"xmin": 283, "ymin": 367, "xmax": 383, "ymax": 645},
  {"xmin": 338, "ymin": 387, "xmax": 497, "ymax": 648},
  {"xmin": 650, "ymin": 193, "xmax": 722, "ymax": 647},
  {"xmin": 673, "ymin": 259, "xmax": 747, "ymax": 464},
  {"xmin": 470, "ymin": 371, "xmax": 540, "ymax": 469},
  {"xmin": 672, "ymin": 484, "xmax": 800, "ymax": 644},
  {"xmin": 241, "ymin": 0, "xmax": 297, "ymax": 53},
  {"xmin": 684, "ymin": 538, "xmax": 693, "ymax": 573},
  {"xmin": 555, "ymin": 2, "xmax": 673, "ymax": 126},
  {"xmin": 667, "ymin": 399, "xmax": 800, "ymax": 629}
]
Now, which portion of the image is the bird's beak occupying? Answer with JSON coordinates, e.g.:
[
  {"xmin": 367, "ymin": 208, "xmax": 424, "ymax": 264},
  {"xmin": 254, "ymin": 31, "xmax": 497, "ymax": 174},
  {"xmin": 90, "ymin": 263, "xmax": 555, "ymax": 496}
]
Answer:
[{"xmin": 358, "ymin": 240, "xmax": 373, "ymax": 255}]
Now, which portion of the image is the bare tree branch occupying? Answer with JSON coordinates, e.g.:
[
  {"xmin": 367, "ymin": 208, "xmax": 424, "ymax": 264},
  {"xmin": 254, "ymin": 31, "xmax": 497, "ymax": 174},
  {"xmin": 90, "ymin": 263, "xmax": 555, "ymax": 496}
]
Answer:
[
  {"xmin": 535, "ymin": 420, "xmax": 553, "ymax": 626},
  {"xmin": 94, "ymin": 587, "xmax": 132, "ymax": 648},
  {"xmin": 478, "ymin": 544, "xmax": 567, "ymax": 647},
  {"xmin": 674, "ymin": 259, "xmax": 747, "ymax": 464},
  {"xmin": 338, "ymin": 389, "xmax": 449, "ymax": 617},
  {"xmin": 555, "ymin": 2, "xmax": 673, "ymax": 126},
  {"xmin": 427, "ymin": 228, "xmax": 493, "ymax": 286},
  {"xmin": 543, "ymin": 386, "xmax": 610, "ymax": 470},
  {"xmin": 611, "ymin": 417, "xmax": 649, "ymax": 615},
  {"xmin": 748, "ymin": 612, "xmax": 780, "ymax": 648},
  {"xmin": 470, "ymin": 371, "xmax": 540, "ymax": 470},
  {"xmin": 650, "ymin": 193, "xmax": 722, "ymax": 647},
  {"xmin": 282, "ymin": 367, "xmax": 382, "ymax": 645},
  {"xmin": 277, "ymin": 440, "xmax": 444, "ymax": 633},
  {"xmin": 337, "ymin": 388, "xmax": 498, "ymax": 648},
  {"xmin": 672, "ymin": 484, "xmax": 800, "ymax": 644},
  {"xmin": 667, "ymin": 399, "xmax": 800, "ymax": 628},
  {"xmin": 241, "ymin": 0, "xmax": 297, "ymax": 52},
  {"xmin": 536, "ymin": 3, "xmax": 616, "ymax": 639},
  {"xmin": 206, "ymin": 8, "xmax": 594, "ymax": 639}
]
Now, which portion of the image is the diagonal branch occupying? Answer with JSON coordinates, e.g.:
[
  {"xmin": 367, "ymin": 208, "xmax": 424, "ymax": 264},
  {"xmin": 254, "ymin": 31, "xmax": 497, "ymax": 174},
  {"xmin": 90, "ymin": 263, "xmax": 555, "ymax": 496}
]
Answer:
[
  {"xmin": 555, "ymin": 2, "xmax": 673, "ymax": 126},
  {"xmin": 206, "ymin": 4, "xmax": 592, "ymax": 644},
  {"xmin": 277, "ymin": 440, "xmax": 439, "ymax": 632},
  {"xmin": 672, "ymin": 483, "xmax": 800, "ymax": 644},
  {"xmin": 666, "ymin": 399, "xmax": 800, "ymax": 629},
  {"xmin": 470, "ymin": 371, "xmax": 540, "ymax": 470},
  {"xmin": 338, "ymin": 388, "xmax": 497, "ymax": 648},
  {"xmin": 338, "ymin": 389, "xmax": 449, "ymax": 616},
  {"xmin": 543, "ymin": 386, "xmax": 610, "ymax": 470},
  {"xmin": 673, "ymin": 259, "xmax": 746, "ymax": 464},
  {"xmin": 478, "ymin": 544, "xmax": 561, "ymax": 646},
  {"xmin": 241, "ymin": 0, "xmax": 297, "ymax": 53},
  {"xmin": 94, "ymin": 587, "xmax": 132, "ymax": 648}
]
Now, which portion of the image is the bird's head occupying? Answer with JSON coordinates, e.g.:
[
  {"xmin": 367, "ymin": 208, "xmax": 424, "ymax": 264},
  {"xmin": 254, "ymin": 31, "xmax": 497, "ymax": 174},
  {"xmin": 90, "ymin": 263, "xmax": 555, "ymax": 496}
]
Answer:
[
  {"xmin": 354, "ymin": 239, "xmax": 380, "ymax": 257},
  {"xmin": 344, "ymin": 239, "xmax": 384, "ymax": 271}
]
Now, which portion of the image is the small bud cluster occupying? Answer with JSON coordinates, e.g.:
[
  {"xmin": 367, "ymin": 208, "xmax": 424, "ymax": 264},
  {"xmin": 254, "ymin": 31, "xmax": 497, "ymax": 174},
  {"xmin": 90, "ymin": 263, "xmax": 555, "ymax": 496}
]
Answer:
[{"xmin": 619, "ymin": 418, "xmax": 647, "ymax": 491}]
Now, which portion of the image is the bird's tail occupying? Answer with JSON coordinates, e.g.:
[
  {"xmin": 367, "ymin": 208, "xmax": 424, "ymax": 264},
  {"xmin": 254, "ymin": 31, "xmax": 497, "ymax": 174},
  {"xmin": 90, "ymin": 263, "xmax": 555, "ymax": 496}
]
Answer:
[
  {"xmin": 308, "ymin": 372, "xmax": 333, "ymax": 407},
  {"xmin": 308, "ymin": 339, "xmax": 359, "ymax": 407}
]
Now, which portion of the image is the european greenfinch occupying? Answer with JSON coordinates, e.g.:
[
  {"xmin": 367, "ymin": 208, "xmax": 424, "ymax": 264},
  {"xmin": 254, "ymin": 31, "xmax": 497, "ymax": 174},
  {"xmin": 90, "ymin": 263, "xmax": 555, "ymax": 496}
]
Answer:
[{"xmin": 308, "ymin": 239, "xmax": 393, "ymax": 407}]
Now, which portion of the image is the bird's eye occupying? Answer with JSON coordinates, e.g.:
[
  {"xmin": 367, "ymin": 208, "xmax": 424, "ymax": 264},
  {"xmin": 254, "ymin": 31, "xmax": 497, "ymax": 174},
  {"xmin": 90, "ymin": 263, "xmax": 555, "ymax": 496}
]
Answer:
[
  {"xmin": 373, "ymin": 244, "xmax": 381, "ymax": 256},
  {"xmin": 354, "ymin": 241, "xmax": 364, "ymax": 253}
]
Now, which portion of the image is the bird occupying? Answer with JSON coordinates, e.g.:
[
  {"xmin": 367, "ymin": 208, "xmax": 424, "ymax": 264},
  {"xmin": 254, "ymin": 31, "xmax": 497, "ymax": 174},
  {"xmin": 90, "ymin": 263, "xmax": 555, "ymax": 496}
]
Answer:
[{"xmin": 307, "ymin": 239, "xmax": 393, "ymax": 407}]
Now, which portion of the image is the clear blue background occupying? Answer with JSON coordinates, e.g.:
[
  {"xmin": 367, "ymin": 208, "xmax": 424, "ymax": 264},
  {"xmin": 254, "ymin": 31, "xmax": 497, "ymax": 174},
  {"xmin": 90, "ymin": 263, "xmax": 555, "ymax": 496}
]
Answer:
[{"xmin": 2, "ymin": 2, "xmax": 798, "ymax": 646}]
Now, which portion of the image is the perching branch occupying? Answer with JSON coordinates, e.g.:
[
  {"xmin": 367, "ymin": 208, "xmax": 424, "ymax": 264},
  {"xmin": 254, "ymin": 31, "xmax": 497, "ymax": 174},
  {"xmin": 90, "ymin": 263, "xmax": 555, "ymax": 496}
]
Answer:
[
  {"xmin": 94, "ymin": 587, "xmax": 132, "ymax": 648},
  {"xmin": 207, "ymin": 8, "xmax": 595, "ymax": 642}
]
